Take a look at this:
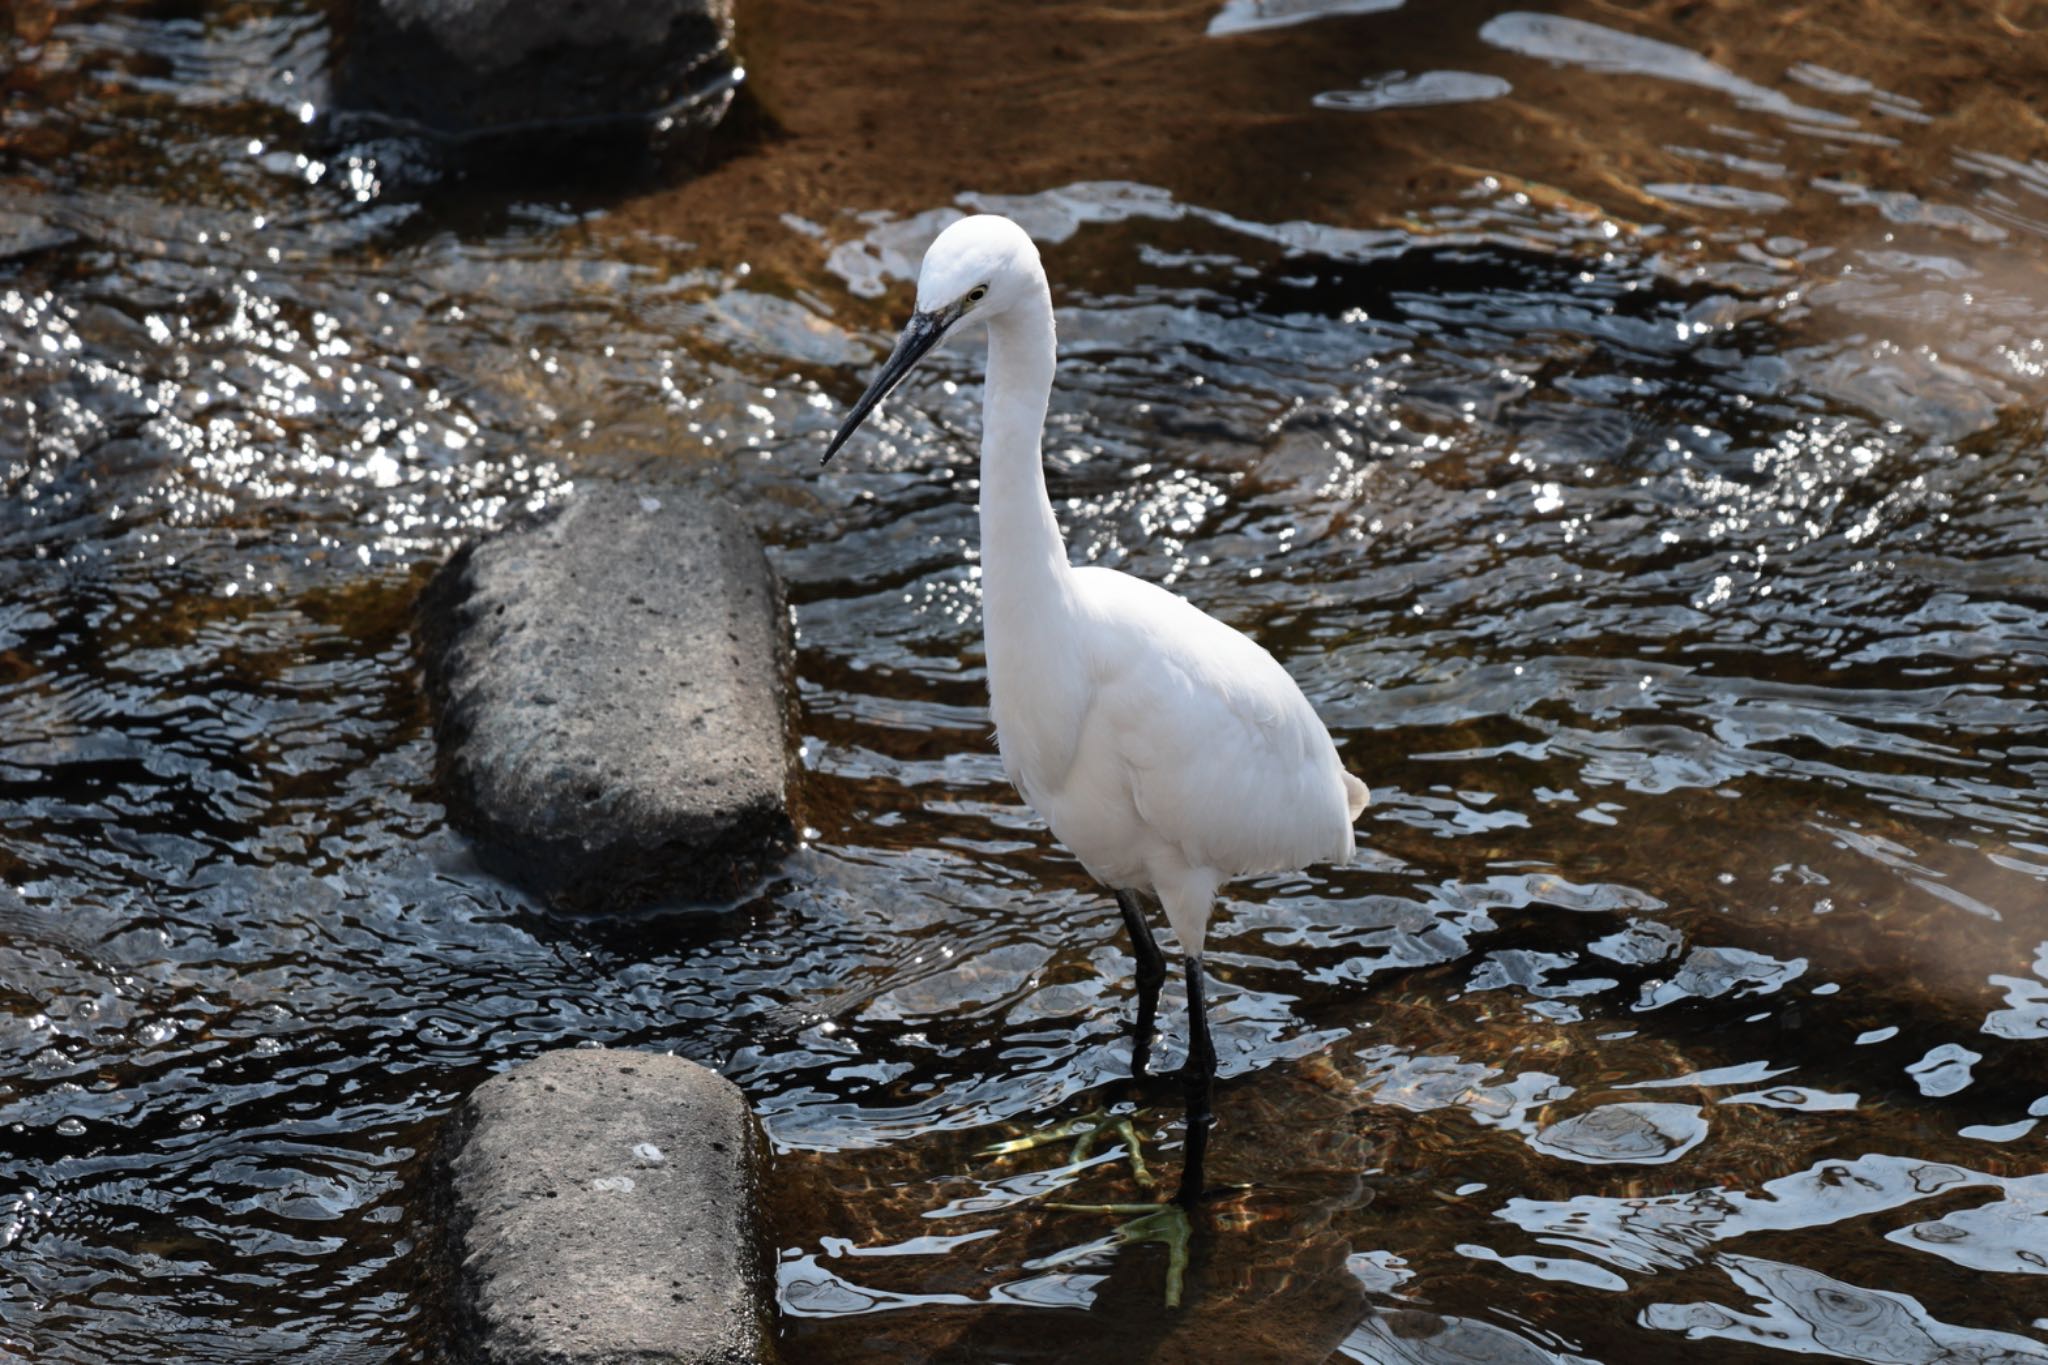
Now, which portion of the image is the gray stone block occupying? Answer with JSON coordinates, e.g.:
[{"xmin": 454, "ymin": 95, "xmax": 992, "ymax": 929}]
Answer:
[
  {"xmin": 334, "ymin": 0, "xmax": 736, "ymax": 143},
  {"xmin": 417, "ymin": 483, "xmax": 793, "ymax": 910},
  {"xmin": 444, "ymin": 1048, "xmax": 776, "ymax": 1364}
]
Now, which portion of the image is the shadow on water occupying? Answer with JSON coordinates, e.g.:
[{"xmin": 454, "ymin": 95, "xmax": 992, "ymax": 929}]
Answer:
[{"xmin": 3, "ymin": 0, "xmax": 2048, "ymax": 1360}]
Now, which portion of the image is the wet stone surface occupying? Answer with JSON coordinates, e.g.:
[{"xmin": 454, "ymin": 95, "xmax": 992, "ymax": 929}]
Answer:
[
  {"xmin": 0, "ymin": 208, "xmax": 72, "ymax": 260},
  {"xmin": 416, "ymin": 483, "xmax": 793, "ymax": 909},
  {"xmin": 332, "ymin": 0, "xmax": 737, "ymax": 144},
  {"xmin": 445, "ymin": 1047, "xmax": 773, "ymax": 1365}
]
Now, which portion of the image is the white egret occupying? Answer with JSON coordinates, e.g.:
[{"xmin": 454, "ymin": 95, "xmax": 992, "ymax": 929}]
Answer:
[{"xmin": 823, "ymin": 214, "xmax": 1368, "ymax": 1206}]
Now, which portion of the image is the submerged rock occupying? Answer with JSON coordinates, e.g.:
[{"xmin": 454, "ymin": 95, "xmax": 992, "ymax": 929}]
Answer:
[
  {"xmin": 443, "ymin": 1048, "xmax": 775, "ymax": 1364},
  {"xmin": 1636, "ymin": 945, "xmax": 1807, "ymax": 1011},
  {"xmin": 332, "ymin": 0, "xmax": 737, "ymax": 149},
  {"xmin": 1529, "ymin": 1102, "xmax": 1708, "ymax": 1166},
  {"xmin": 416, "ymin": 483, "xmax": 793, "ymax": 910},
  {"xmin": 0, "ymin": 208, "xmax": 73, "ymax": 261}
]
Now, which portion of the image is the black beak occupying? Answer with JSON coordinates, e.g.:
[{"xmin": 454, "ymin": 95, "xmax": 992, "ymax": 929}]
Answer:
[{"xmin": 821, "ymin": 310, "xmax": 949, "ymax": 466}]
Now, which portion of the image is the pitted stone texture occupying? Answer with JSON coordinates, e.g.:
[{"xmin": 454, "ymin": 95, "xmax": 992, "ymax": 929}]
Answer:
[
  {"xmin": 446, "ymin": 1048, "xmax": 774, "ymax": 1364},
  {"xmin": 417, "ymin": 484, "xmax": 792, "ymax": 909}
]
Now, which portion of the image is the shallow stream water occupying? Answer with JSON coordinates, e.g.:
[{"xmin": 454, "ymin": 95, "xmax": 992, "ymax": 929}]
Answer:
[{"xmin": 4, "ymin": 0, "xmax": 2048, "ymax": 1360}]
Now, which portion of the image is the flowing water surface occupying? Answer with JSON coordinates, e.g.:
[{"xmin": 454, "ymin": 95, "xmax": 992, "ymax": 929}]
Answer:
[{"xmin": 3, "ymin": 0, "xmax": 2048, "ymax": 1360}]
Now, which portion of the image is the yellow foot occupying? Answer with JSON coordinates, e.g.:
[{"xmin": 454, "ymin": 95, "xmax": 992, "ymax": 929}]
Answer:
[
  {"xmin": 1043, "ymin": 1201, "xmax": 1193, "ymax": 1308},
  {"xmin": 981, "ymin": 1109, "xmax": 1157, "ymax": 1191}
]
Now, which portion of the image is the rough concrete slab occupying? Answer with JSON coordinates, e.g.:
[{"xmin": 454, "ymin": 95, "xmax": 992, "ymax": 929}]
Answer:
[
  {"xmin": 444, "ymin": 1048, "xmax": 775, "ymax": 1364},
  {"xmin": 416, "ymin": 483, "xmax": 793, "ymax": 910}
]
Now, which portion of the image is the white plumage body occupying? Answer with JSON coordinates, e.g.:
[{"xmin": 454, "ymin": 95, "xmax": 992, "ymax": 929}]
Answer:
[{"xmin": 987, "ymin": 564, "xmax": 1365, "ymax": 956}]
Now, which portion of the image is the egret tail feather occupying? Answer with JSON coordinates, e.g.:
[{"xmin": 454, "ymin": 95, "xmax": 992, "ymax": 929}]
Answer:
[{"xmin": 1343, "ymin": 771, "xmax": 1369, "ymax": 821}]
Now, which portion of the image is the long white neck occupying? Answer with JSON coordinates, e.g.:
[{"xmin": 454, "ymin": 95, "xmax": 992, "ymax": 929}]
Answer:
[{"xmin": 977, "ymin": 280, "xmax": 1069, "ymax": 623}]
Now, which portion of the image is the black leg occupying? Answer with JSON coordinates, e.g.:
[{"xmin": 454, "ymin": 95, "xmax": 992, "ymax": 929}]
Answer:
[
  {"xmin": 1176, "ymin": 953, "xmax": 1215, "ymax": 1206},
  {"xmin": 1115, "ymin": 890, "xmax": 1167, "ymax": 1080}
]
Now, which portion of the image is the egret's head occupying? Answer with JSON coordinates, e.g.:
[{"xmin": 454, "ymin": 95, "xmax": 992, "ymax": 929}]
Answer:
[
  {"xmin": 914, "ymin": 214, "xmax": 1040, "ymax": 318},
  {"xmin": 821, "ymin": 214, "xmax": 1042, "ymax": 465}
]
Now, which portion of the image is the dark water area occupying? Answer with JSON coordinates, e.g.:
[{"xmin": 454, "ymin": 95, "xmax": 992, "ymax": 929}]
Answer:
[{"xmin": 4, "ymin": 0, "xmax": 2048, "ymax": 1360}]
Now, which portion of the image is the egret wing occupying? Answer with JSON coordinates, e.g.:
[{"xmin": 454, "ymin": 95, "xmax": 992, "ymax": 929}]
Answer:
[{"xmin": 1073, "ymin": 568, "xmax": 1355, "ymax": 877}]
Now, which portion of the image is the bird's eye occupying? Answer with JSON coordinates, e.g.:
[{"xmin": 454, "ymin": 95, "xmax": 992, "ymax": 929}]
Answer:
[{"xmin": 967, "ymin": 285, "xmax": 989, "ymax": 304}]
